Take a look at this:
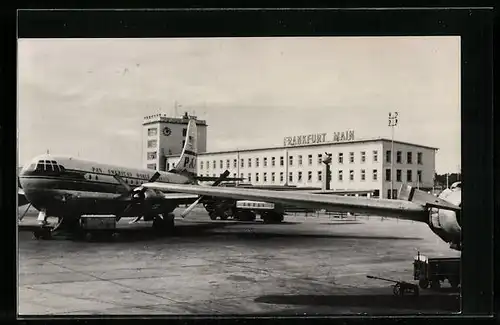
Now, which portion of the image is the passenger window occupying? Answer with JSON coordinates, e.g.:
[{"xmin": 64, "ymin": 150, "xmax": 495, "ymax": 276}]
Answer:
[
  {"xmin": 88, "ymin": 174, "xmax": 92, "ymax": 180},
  {"xmin": 46, "ymin": 164, "xmax": 54, "ymax": 172},
  {"xmin": 95, "ymin": 175, "xmax": 99, "ymax": 180},
  {"xmin": 53, "ymin": 165, "xmax": 60, "ymax": 172},
  {"xmin": 35, "ymin": 163, "xmax": 44, "ymax": 172}
]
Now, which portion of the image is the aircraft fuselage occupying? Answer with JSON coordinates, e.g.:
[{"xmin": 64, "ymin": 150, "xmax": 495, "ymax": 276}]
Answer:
[{"xmin": 19, "ymin": 155, "xmax": 193, "ymax": 218}]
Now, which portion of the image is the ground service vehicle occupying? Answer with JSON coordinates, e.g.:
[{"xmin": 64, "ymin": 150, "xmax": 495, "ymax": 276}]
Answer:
[{"xmin": 413, "ymin": 253, "xmax": 460, "ymax": 289}]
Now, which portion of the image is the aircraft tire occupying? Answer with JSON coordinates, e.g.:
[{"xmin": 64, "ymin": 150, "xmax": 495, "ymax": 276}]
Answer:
[
  {"xmin": 153, "ymin": 214, "xmax": 175, "ymax": 236},
  {"xmin": 419, "ymin": 279, "xmax": 429, "ymax": 289}
]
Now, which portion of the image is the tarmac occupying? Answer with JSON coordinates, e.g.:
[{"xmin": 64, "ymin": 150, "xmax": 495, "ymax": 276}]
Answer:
[{"xmin": 17, "ymin": 206, "xmax": 461, "ymax": 316}]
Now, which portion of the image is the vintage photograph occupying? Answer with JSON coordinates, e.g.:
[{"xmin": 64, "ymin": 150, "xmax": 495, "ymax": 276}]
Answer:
[{"xmin": 17, "ymin": 36, "xmax": 461, "ymax": 315}]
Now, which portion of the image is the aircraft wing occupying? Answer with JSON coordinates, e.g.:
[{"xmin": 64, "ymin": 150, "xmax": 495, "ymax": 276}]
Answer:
[{"xmin": 142, "ymin": 183, "xmax": 429, "ymax": 222}]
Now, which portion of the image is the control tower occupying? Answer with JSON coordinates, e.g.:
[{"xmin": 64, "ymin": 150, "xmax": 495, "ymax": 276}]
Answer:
[{"xmin": 142, "ymin": 112, "xmax": 207, "ymax": 171}]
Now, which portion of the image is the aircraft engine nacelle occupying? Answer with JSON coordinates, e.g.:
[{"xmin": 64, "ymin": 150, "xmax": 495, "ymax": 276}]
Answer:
[
  {"xmin": 428, "ymin": 186, "xmax": 461, "ymax": 249},
  {"xmin": 130, "ymin": 188, "xmax": 164, "ymax": 204}
]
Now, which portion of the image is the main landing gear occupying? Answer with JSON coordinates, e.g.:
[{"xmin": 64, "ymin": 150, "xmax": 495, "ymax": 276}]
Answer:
[
  {"xmin": 152, "ymin": 213, "xmax": 175, "ymax": 236},
  {"xmin": 32, "ymin": 211, "xmax": 82, "ymax": 240}
]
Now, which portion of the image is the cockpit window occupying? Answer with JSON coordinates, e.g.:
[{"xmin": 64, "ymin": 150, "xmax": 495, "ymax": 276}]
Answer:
[{"xmin": 35, "ymin": 162, "xmax": 44, "ymax": 172}]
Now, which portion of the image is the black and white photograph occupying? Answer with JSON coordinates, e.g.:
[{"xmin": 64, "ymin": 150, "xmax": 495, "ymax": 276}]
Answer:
[{"xmin": 17, "ymin": 36, "xmax": 462, "ymax": 315}]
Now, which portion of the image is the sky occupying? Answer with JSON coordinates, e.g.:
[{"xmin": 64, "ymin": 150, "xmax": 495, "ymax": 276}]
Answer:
[{"xmin": 18, "ymin": 36, "xmax": 461, "ymax": 174}]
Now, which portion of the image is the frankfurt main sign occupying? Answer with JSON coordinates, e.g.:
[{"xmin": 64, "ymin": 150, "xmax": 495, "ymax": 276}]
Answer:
[{"xmin": 283, "ymin": 130, "xmax": 355, "ymax": 147}]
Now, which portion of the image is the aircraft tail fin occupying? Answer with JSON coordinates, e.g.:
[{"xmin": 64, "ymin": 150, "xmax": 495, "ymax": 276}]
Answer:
[{"xmin": 173, "ymin": 118, "xmax": 198, "ymax": 179}]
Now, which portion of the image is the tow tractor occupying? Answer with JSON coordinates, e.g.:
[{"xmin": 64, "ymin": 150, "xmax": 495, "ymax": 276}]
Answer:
[{"xmin": 413, "ymin": 252, "xmax": 461, "ymax": 290}]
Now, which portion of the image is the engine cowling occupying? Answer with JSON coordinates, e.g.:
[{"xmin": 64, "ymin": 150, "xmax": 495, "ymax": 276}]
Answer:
[{"xmin": 428, "ymin": 186, "xmax": 462, "ymax": 249}]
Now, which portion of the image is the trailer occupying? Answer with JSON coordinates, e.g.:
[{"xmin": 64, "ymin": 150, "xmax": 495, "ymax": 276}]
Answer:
[
  {"xmin": 413, "ymin": 253, "xmax": 460, "ymax": 290},
  {"xmin": 366, "ymin": 275, "xmax": 419, "ymax": 297}
]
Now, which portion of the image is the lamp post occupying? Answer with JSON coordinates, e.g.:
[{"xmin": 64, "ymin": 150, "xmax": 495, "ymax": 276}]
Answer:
[{"xmin": 388, "ymin": 112, "xmax": 398, "ymax": 199}]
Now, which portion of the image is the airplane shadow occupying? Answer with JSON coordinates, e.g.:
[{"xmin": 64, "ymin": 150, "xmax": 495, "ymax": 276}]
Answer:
[
  {"xmin": 20, "ymin": 220, "xmax": 422, "ymax": 243},
  {"xmin": 254, "ymin": 292, "xmax": 460, "ymax": 313}
]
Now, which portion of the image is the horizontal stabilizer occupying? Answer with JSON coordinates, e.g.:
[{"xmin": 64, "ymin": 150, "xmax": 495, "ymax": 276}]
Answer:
[{"xmin": 398, "ymin": 185, "xmax": 460, "ymax": 212}]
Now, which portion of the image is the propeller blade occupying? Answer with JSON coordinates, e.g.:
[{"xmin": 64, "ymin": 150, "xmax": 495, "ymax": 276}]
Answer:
[
  {"xmin": 113, "ymin": 174, "xmax": 132, "ymax": 192},
  {"xmin": 129, "ymin": 216, "xmax": 142, "ymax": 224},
  {"xmin": 180, "ymin": 196, "xmax": 203, "ymax": 218},
  {"xmin": 180, "ymin": 170, "xmax": 231, "ymax": 218},
  {"xmin": 149, "ymin": 171, "xmax": 161, "ymax": 183},
  {"xmin": 18, "ymin": 203, "xmax": 32, "ymax": 222}
]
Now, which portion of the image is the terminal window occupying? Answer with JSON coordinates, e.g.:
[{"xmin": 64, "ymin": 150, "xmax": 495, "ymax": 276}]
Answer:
[
  {"xmin": 239, "ymin": 159, "xmax": 243, "ymax": 168},
  {"xmin": 147, "ymin": 140, "xmax": 157, "ymax": 148},
  {"xmin": 338, "ymin": 170, "xmax": 343, "ymax": 181},
  {"xmin": 386, "ymin": 150, "xmax": 391, "ymax": 163},
  {"xmin": 361, "ymin": 151, "xmax": 366, "ymax": 163},
  {"xmin": 271, "ymin": 172, "xmax": 275, "ymax": 183},
  {"xmin": 233, "ymin": 159, "xmax": 237, "ymax": 168},
  {"xmin": 373, "ymin": 150, "xmax": 378, "ymax": 162},
  {"xmin": 264, "ymin": 157, "xmax": 268, "ymax": 167},
  {"xmin": 212, "ymin": 160, "xmax": 216, "ymax": 169},
  {"xmin": 280, "ymin": 172, "xmax": 284, "ymax": 182},
  {"xmin": 289, "ymin": 156, "xmax": 293, "ymax": 166},
  {"xmin": 372, "ymin": 169, "xmax": 378, "ymax": 181},
  {"xmin": 349, "ymin": 170, "xmax": 354, "ymax": 181},
  {"xmin": 256, "ymin": 173, "xmax": 259, "ymax": 182},
  {"xmin": 349, "ymin": 152, "xmax": 354, "ymax": 163},
  {"xmin": 147, "ymin": 128, "xmax": 157, "ymax": 136},
  {"xmin": 147, "ymin": 163, "xmax": 156, "ymax": 170},
  {"xmin": 271, "ymin": 157, "xmax": 276, "ymax": 166},
  {"xmin": 396, "ymin": 151, "xmax": 402, "ymax": 163},
  {"xmin": 256, "ymin": 158, "xmax": 260, "ymax": 167},
  {"xmin": 147, "ymin": 151, "xmax": 157, "ymax": 160},
  {"xmin": 318, "ymin": 154, "xmax": 322, "ymax": 164},
  {"xmin": 200, "ymin": 161, "xmax": 204, "ymax": 169},
  {"xmin": 298, "ymin": 171, "xmax": 302, "ymax": 182},
  {"xmin": 248, "ymin": 173, "xmax": 252, "ymax": 182},
  {"xmin": 263, "ymin": 172, "xmax": 267, "ymax": 182},
  {"xmin": 280, "ymin": 156, "xmax": 284, "ymax": 166},
  {"xmin": 385, "ymin": 169, "xmax": 391, "ymax": 181},
  {"xmin": 308, "ymin": 171, "xmax": 312, "ymax": 181},
  {"xmin": 361, "ymin": 169, "xmax": 366, "ymax": 181},
  {"xmin": 308, "ymin": 155, "xmax": 312, "ymax": 165},
  {"xmin": 338, "ymin": 153, "xmax": 343, "ymax": 164},
  {"xmin": 248, "ymin": 158, "xmax": 252, "ymax": 167},
  {"xmin": 317, "ymin": 171, "xmax": 322, "ymax": 181},
  {"xmin": 417, "ymin": 152, "xmax": 423, "ymax": 164},
  {"xmin": 407, "ymin": 170, "xmax": 412, "ymax": 182},
  {"xmin": 417, "ymin": 170, "xmax": 422, "ymax": 182},
  {"xmin": 226, "ymin": 160, "xmax": 230, "ymax": 169},
  {"xmin": 396, "ymin": 169, "xmax": 402, "ymax": 182},
  {"xmin": 407, "ymin": 152, "xmax": 413, "ymax": 164},
  {"xmin": 289, "ymin": 172, "xmax": 293, "ymax": 182},
  {"xmin": 298, "ymin": 155, "xmax": 302, "ymax": 166},
  {"xmin": 219, "ymin": 160, "xmax": 223, "ymax": 169}
]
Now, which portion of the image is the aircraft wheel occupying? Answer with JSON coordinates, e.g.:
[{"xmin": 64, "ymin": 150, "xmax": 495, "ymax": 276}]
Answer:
[
  {"xmin": 33, "ymin": 228, "xmax": 51, "ymax": 240},
  {"xmin": 153, "ymin": 214, "xmax": 175, "ymax": 236},
  {"xmin": 449, "ymin": 277, "xmax": 459, "ymax": 289},
  {"xmin": 430, "ymin": 280, "xmax": 441, "ymax": 290},
  {"xmin": 84, "ymin": 232, "xmax": 93, "ymax": 241},
  {"xmin": 419, "ymin": 279, "xmax": 429, "ymax": 289}
]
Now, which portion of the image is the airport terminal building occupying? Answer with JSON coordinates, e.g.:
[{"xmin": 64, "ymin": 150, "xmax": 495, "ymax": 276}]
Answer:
[{"xmin": 143, "ymin": 113, "xmax": 437, "ymax": 199}]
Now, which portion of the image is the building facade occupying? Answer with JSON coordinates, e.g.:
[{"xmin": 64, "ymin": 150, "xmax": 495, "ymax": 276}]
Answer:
[
  {"xmin": 142, "ymin": 113, "xmax": 207, "ymax": 170},
  {"xmin": 165, "ymin": 138, "xmax": 437, "ymax": 199}
]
